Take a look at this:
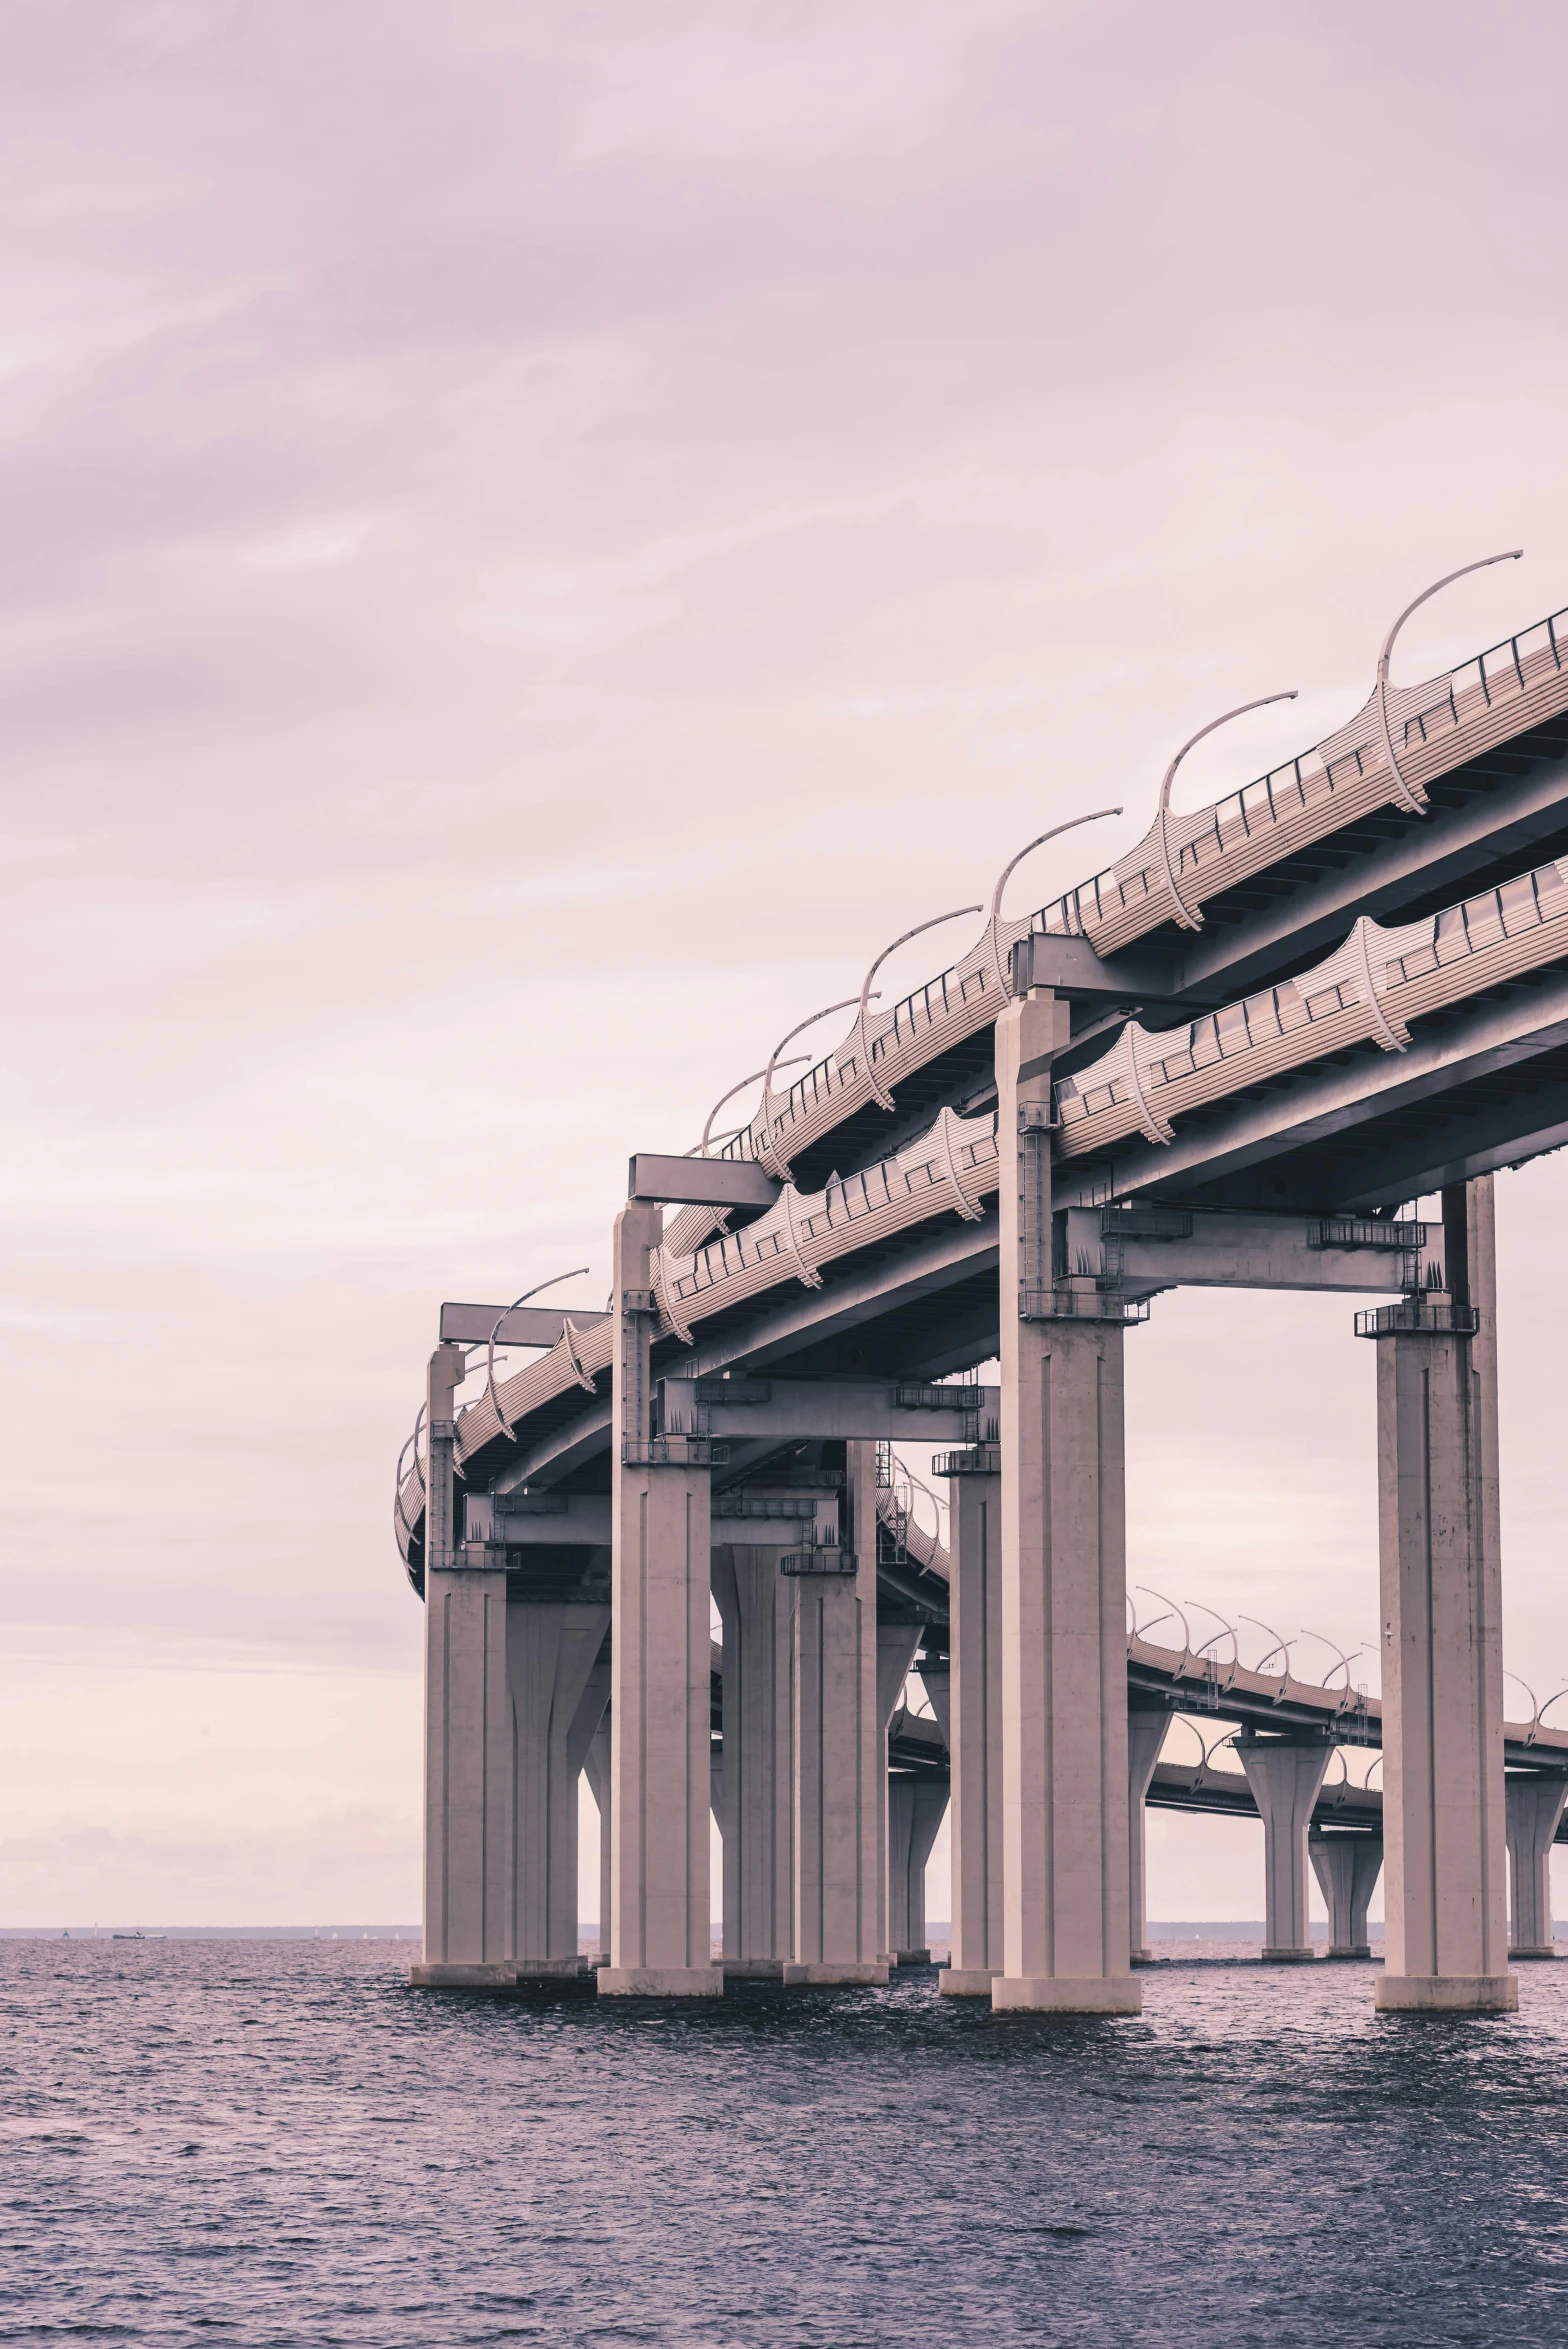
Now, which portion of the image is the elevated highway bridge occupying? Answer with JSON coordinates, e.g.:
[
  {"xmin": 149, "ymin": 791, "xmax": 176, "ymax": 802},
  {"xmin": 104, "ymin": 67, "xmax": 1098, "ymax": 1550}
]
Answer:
[{"xmin": 398, "ymin": 558, "xmax": 1568, "ymax": 2012}]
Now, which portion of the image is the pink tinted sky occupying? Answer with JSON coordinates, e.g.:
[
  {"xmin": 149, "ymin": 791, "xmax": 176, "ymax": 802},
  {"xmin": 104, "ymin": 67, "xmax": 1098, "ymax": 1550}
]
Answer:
[{"xmin": 5, "ymin": 0, "xmax": 1568, "ymax": 1925}]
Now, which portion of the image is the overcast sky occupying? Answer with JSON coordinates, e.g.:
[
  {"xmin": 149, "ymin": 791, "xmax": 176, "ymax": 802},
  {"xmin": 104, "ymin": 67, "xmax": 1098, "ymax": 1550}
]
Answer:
[{"xmin": 6, "ymin": 0, "xmax": 1568, "ymax": 1928}]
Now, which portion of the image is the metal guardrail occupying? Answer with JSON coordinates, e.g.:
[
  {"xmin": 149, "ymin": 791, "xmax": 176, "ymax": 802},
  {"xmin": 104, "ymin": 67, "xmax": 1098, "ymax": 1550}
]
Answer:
[{"xmin": 1354, "ymin": 1299, "xmax": 1481, "ymax": 1339}]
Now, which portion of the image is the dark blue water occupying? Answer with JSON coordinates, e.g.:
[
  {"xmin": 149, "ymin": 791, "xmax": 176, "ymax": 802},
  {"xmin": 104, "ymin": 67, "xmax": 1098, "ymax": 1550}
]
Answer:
[{"xmin": 3, "ymin": 1941, "xmax": 1566, "ymax": 2347}]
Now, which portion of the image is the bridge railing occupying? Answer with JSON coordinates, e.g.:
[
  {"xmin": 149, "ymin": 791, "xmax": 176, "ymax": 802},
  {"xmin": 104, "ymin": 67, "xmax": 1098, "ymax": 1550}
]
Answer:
[
  {"xmin": 1030, "ymin": 602, "xmax": 1568, "ymax": 957},
  {"xmin": 1053, "ymin": 848, "xmax": 1568, "ymax": 1163},
  {"xmin": 662, "ymin": 598, "xmax": 1568, "ymax": 1261}
]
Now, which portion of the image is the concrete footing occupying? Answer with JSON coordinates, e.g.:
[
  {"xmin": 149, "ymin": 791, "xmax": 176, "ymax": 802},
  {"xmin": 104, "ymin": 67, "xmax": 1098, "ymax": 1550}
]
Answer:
[
  {"xmin": 895, "ymin": 1947, "xmax": 931, "ymax": 1965},
  {"xmin": 1375, "ymin": 1972, "xmax": 1518, "ymax": 2014},
  {"xmin": 1324, "ymin": 1944, "xmax": 1374, "ymax": 1960},
  {"xmin": 1508, "ymin": 1945, "xmax": 1560, "ymax": 1961},
  {"xmin": 782, "ymin": 1960, "xmax": 890, "ymax": 1986},
  {"xmin": 598, "ymin": 1965, "xmax": 723, "ymax": 1998},
  {"xmin": 1260, "ymin": 1945, "xmax": 1316, "ymax": 1964},
  {"xmin": 409, "ymin": 1962, "xmax": 516, "ymax": 1991},
  {"xmin": 721, "ymin": 1956, "xmax": 786, "ymax": 1980},
  {"xmin": 939, "ymin": 1966, "xmax": 997, "ymax": 1996},
  {"xmin": 514, "ymin": 1955, "xmax": 591, "ymax": 1980},
  {"xmin": 991, "ymin": 1974, "xmax": 1142, "ymax": 2016}
]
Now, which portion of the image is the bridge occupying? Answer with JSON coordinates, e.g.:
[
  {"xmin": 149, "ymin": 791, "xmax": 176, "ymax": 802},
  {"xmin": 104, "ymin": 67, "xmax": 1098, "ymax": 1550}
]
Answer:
[{"xmin": 396, "ymin": 554, "xmax": 1568, "ymax": 2013}]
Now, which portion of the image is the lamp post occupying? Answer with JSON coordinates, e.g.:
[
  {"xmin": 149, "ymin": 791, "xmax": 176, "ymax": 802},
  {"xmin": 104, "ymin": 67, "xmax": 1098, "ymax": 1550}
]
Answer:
[
  {"xmin": 1375, "ymin": 550, "xmax": 1523, "ymax": 814},
  {"xmin": 1155, "ymin": 690, "xmax": 1299, "ymax": 931}
]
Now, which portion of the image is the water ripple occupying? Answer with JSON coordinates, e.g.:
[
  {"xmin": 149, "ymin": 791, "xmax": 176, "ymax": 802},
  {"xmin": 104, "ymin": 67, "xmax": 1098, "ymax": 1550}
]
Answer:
[{"xmin": 2, "ymin": 1943, "xmax": 1566, "ymax": 2345}]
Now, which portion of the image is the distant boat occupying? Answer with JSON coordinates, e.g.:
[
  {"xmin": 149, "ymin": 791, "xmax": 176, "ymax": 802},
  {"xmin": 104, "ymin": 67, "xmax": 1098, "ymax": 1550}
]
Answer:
[{"xmin": 112, "ymin": 1931, "xmax": 145, "ymax": 1941}]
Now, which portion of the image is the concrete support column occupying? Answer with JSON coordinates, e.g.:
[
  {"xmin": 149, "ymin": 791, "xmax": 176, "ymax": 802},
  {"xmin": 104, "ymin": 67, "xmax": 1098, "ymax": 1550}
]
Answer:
[
  {"xmin": 1506, "ymin": 1775, "xmax": 1568, "ymax": 1958},
  {"xmin": 584, "ymin": 1714, "xmax": 612, "ymax": 1964},
  {"xmin": 786, "ymin": 1441, "xmax": 887, "ymax": 1986},
  {"xmin": 992, "ymin": 989, "xmax": 1139, "ymax": 2017},
  {"xmin": 1309, "ymin": 1829, "xmax": 1383, "ymax": 1958},
  {"xmin": 601, "ymin": 1203, "xmax": 721, "ymax": 1999},
  {"xmin": 1371, "ymin": 1176, "xmax": 1515, "ymax": 2014},
  {"xmin": 939, "ymin": 1460, "xmax": 1004, "ymax": 1996},
  {"xmin": 712, "ymin": 1543, "xmax": 794, "ymax": 1979},
  {"xmin": 1128, "ymin": 1707, "xmax": 1172, "ymax": 1964},
  {"xmin": 887, "ymin": 1778, "xmax": 949, "ymax": 1961},
  {"xmin": 413, "ymin": 1343, "xmax": 515, "ymax": 1989},
  {"xmin": 1236, "ymin": 1734, "xmax": 1331, "ymax": 1960},
  {"xmin": 876, "ymin": 1616, "xmax": 924, "ymax": 1962},
  {"xmin": 507, "ymin": 1604, "xmax": 610, "ymax": 1976}
]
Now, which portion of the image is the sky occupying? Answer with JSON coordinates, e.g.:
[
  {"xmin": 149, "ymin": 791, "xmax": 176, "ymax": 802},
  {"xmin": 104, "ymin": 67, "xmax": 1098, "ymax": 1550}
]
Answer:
[{"xmin": 6, "ymin": 0, "xmax": 1568, "ymax": 1927}]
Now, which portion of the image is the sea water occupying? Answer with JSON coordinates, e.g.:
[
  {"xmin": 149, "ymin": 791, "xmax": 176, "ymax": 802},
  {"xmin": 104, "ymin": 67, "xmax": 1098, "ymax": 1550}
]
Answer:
[{"xmin": 2, "ymin": 1939, "xmax": 1565, "ymax": 2346}]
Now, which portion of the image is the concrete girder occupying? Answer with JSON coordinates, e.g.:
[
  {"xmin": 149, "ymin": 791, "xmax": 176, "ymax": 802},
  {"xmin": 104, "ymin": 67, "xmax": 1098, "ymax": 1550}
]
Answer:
[
  {"xmin": 1058, "ymin": 1205, "xmax": 1434, "ymax": 1298},
  {"xmin": 1062, "ymin": 974, "xmax": 1568, "ymax": 1215}
]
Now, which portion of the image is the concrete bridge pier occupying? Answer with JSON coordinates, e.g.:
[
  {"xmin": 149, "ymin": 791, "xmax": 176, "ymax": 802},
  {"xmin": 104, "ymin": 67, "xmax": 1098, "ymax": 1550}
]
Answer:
[
  {"xmin": 412, "ymin": 1343, "xmax": 515, "ymax": 1990},
  {"xmin": 876, "ymin": 1617, "xmax": 924, "ymax": 1963},
  {"xmin": 584, "ymin": 1713, "xmax": 611, "ymax": 1963},
  {"xmin": 991, "ymin": 989, "xmax": 1139, "ymax": 2018},
  {"xmin": 1309, "ymin": 1828, "xmax": 1382, "ymax": 1958},
  {"xmin": 938, "ymin": 1455, "xmax": 1002, "ymax": 1996},
  {"xmin": 887, "ymin": 1778, "xmax": 949, "ymax": 1962},
  {"xmin": 1505, "ymin": 1773, "xmax": 1568, "ymax": 1958},
  {"xmin": 712, "ymin": 1543, "xmax": 795, "ymax": 1980},
  {"xmin": 601, "ymin": 1204, "xmax": 722, "ymax": 1998},
  {"xmin": 1128, "ymin": 1707, "xmax": 1172, "ymax": 1965},
  {"xmin": 785, "ymin": 1441, "xmax": 888, "ymax": 1986},
  {"xmin": 508, "ymin": 1604, "xmax": 610, "ymax": 1977},
  {"xmin": 1237, "ymin": 1732, "xmax": 1332, "ymax": 1961},
  {"xmin": 1369, "ymin": 1177, "xmax": 1515, "ymax": 2015}
]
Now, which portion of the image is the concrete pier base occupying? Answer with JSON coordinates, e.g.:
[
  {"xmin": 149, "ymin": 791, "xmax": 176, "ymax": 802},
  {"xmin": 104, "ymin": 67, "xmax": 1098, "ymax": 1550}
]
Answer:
[
  {"xmin": 513, "ymin": 1955, "xmax": 591, "ymax": 1980},
  {"xmin": 939, "ymin": 1966, "xmax": 998, "ymax": 1996},
  {"xmin": 408, "ymin": 1962, "xmax": 515, "ymax": 1991},
  {"xmin": 782, "ymin": 1960, "xmax": 890, "ymax": 1986},
  {"xmin": 600, "ymin": 1967, "xmax": 723, "ymax": 1997},
  {"xmin": 1375, "ymin": 1973, "xmax": 1518, "ymax": 2013},
  {"xmin": 721, "ymin": 1957, "xmax": 785, "ymax": 1980},
  {"xmin": 991, "ymin": 1974, "xmax": 1142, "ymax": 2016}
]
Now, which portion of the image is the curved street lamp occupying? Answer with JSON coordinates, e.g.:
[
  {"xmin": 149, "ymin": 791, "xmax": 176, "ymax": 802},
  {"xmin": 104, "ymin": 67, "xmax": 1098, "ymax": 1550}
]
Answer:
[
  {"xmin": 856, "ymin": 905, "xmax": 983, "ymax": 1111},
  {"xmin": 486, "ymin": 1266, "xmax": 592, "ymax": 1440},
  {"xmin": 1155, "ymin": 691, "xmax": 1299, "ymax": 931},
  {"xmin": 757, "ymin": 996, "xmax": 878, "ymax": 1176},
  {"xmin": 696, "ymin": 1059, "xmax": 806, "ymax": 1157},
  {"xmin": 1375, "ymin": 549, "xmax": 1523, "ymax": 814},
  {"xmin": 988, "ymin": 806, "xmax": 1121, "ymax": 999}
]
